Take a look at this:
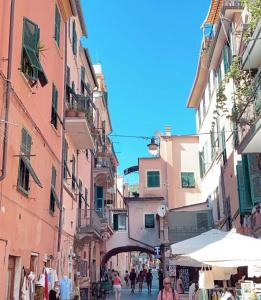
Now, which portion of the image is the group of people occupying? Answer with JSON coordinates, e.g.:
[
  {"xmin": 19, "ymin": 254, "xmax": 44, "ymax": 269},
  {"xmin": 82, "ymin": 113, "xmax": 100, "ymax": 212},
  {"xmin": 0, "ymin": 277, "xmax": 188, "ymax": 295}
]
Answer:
[{"xmin": 124, "ymin": 268, "xmax": 153, "ymax": 294}]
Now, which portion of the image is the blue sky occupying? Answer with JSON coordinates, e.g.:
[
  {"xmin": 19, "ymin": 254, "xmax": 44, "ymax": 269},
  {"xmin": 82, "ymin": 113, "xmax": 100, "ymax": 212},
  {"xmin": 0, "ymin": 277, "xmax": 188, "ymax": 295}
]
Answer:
[{"xmin": 81, "ymin": 0, "xmax": 210, "ymax": 184}]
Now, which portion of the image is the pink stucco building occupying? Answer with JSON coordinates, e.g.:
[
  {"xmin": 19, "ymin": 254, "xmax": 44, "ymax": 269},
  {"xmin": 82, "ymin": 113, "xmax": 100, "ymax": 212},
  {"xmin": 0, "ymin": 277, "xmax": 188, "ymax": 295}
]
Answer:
[{"xmin": 0, "ymin": 0, "xmax": 74, "ymax": 298}]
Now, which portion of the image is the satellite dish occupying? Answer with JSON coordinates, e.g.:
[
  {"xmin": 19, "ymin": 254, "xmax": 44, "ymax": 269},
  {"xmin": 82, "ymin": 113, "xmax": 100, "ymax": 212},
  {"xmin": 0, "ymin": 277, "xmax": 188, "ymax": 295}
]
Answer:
[{"xmin": 157, "ymin": 205, "xmax": 168, "ymax": 217}]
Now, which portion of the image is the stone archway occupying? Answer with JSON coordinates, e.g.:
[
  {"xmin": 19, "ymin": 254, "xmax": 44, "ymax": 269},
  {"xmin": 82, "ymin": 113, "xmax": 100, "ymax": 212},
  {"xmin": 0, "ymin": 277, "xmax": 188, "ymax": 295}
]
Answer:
[{"xmin": 101, "ymin": 245, "xmax": 154, "ymax": 267}]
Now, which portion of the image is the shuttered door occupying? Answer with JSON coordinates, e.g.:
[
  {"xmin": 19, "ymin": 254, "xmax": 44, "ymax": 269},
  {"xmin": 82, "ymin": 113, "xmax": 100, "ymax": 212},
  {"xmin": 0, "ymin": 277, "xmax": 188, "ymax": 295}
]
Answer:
[
  {"xmin": 236, "ymin": 159, "xmax": 252, "ymax": 214},
  {"xmin": 247, "ymin": 154, "xmax": 261, "ymax": 205}
]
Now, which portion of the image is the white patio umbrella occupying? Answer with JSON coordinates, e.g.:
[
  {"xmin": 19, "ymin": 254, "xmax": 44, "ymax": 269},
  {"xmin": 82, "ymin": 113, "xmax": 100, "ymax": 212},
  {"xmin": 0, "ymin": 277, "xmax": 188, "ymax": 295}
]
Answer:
[
  {"xmin": 171, "ymin": 229, "xmax": 261, "ymax": 268},
  {"xmin": 186, "ymin": 229, "xmax": 261, "ymax": 267}
]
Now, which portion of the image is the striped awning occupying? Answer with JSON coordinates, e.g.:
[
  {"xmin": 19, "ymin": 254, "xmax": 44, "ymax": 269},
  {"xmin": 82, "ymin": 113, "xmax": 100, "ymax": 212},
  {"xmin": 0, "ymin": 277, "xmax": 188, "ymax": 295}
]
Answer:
[{"xmin": 202, "ymin": 0, "xmax": 222, "ymax": 25}]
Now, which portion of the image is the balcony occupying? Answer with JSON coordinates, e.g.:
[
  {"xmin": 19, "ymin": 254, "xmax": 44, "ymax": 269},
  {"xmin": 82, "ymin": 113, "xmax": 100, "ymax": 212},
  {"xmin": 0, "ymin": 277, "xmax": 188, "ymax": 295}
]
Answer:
[
  {"xmin": 94, "ymin": 155, "xmax": 115, "ymax": 187},
  {"xmin": 64, "ymin": 94, "xmax": 95, "ymax": 150},
  {"xmin": 77, "ymin": 209, "xmax": 103, "ymax": 239},
  {"xmin": 236, "ymin": 69, "xmax": 261, "ymax": 153},
  {"xmin": 242, "ymin": 19, "xmax": 261, "ymax": 70}
]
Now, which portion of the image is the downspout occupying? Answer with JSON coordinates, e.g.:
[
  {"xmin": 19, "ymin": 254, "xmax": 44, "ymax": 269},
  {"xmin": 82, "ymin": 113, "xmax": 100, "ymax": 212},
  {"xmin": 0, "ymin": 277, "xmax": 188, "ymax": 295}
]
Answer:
[
  {"xmin": 89, "ymin": 149, "xmax": 94, "ymax": 283},
  {"xmin": 57, "ymin": 18, "xmax": 67, "ymax": 255},
  {"xmin": 0, "ymin": 0, "xmax": 15, "ymax": 181}
]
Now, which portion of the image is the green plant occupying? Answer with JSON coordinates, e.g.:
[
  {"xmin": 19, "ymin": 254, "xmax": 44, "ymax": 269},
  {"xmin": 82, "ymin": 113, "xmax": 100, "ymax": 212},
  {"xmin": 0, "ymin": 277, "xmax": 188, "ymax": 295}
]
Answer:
[
  {"xmin": 242, "ymin": 0, "xmax": 261, "ymax": 41},
  {"xmin": 214, "ymin": 56, "xmax": 253, "ymax": 123}
]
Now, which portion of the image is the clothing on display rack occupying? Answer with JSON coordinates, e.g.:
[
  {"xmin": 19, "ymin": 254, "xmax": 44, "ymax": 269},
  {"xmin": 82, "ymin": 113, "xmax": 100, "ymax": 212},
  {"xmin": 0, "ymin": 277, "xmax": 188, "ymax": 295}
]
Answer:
[
  {"xmin": 199, "ymin": 269, "xmax": 215, "ymax": 289},
  {"xmin": 60, "ymin": 275, "xmax": 72, "ymax": 300},
  {"xmin": 20, "ymin": 267, "xmax": 36, "ymax": 300}
]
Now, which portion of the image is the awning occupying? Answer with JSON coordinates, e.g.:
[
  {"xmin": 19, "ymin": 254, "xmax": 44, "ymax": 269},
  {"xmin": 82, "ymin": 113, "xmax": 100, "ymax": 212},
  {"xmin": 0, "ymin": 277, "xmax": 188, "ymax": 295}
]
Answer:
[
  {"xmin": 21, "ymin": 156, "xmax": 43, "ymax": 188},
  {"xmin": 171, "ymin": 229, "xmax": 261, "ymax": 267},
  {"xmin": 51, "ymin": 186, "xmax": 61, "ymax": 209}
]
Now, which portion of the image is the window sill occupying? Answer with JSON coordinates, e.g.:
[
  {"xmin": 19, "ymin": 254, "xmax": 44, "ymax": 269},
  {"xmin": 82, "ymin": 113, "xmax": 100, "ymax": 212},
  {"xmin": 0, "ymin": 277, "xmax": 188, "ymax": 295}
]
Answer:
[
  {"xmin": 145, "ymin": 186, "xmax": 161, "ymax": 189},
  {"xmin": 50, "ymin": 123, "xmax": 60, "ymax": 137},
  {"xmin": 19, "ymin": 72, "xmax": 35, "ymax": 94},
  {"xmin": 17, "ymin": 185, "xmax": 29, "ymax": 197}
]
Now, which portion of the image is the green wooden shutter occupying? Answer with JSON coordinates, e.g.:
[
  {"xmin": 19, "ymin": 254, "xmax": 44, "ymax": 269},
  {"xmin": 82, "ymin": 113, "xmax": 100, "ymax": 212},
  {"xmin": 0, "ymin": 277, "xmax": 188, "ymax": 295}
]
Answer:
[
  {"xmin": 210, "ymin": 129, "xmax": 215, "ymax": 160},
  {"xmin": 51, "ymin": 84, "xmax": 58, "ymax": 128},
  {"xmin": 181, "ymin": 172, "xmax": 195, "ymax": 188},
  {"xmin": 22, "ymin": 18, "xmax": 41, "ymax": 81},
  {"xmin": 21, "ymin": 128, "xmax": 32, "ymax": 156},
  {"xmin": 247, "ymin": 154, "xmax": 261, "ymax": 204},
  {"xmin": 72, "ymin": 20, "xmax": 77, "ymax": 55},
  {"xmin": 54, "ymin": 5, "xmax": 61, "ymax": 46},
  {"xmin": 81, "ymin": 66, "xmax": 85, "ymax": 82},
  {"xmin": 221, "ymin": 128, "xmax": 227, "ymax": 163},
  {"xmin": 147, "ymin": 171, "xmax": 160, "ymax": 187},
  {"xmin": 113, "ymin": 214, "xmax": 119, "ymax": 230},
  {"xmin": 51, "ymin": 166, "xmax": 56, "ymax": 188},
  {"xmin": 199, "ymin": 151, "xmax": 205, "ymax": 178},
  {"xmin": 236, "ymin": 158, "xmax": 252, "ymax": 215},
  {"xmin": 63, "ymin": 139, "xmax": 68, "ymax": 179}
]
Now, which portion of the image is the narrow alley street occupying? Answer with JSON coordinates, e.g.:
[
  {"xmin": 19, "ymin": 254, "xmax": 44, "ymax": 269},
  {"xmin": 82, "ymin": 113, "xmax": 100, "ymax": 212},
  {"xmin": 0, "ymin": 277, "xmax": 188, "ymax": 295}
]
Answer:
[{"xmin": 107, "ymin": 270, "xmax": 159, "ymax": 300}]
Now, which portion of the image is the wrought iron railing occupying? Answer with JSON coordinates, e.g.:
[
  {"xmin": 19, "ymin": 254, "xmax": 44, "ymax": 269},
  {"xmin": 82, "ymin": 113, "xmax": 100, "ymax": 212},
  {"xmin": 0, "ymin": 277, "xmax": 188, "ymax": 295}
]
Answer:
[
  {"xmin": 65, "ymin": 92, "xmax": 95, "ymax": 130},
  {"xmin": 78, "ymin": 209, "xmax": 103, "ymax": 234}
]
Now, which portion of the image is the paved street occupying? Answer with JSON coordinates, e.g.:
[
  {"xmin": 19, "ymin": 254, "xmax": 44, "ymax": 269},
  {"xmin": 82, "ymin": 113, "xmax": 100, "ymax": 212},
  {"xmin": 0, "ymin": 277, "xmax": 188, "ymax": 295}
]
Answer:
[
  {"xmin": 107, "ymin": 287, "xmax": 159, "ymax": 300},
  {"xmin": 107, "ymin": 270, "xmax": 160, "ymax": 299}
]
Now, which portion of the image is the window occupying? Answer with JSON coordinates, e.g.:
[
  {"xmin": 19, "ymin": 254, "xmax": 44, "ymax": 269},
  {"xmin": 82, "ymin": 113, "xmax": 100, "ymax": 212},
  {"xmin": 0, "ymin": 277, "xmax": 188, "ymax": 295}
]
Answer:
[
  {"xmin": 147, "ymin": 171, "xmax": 160, "ymax": 188},
  {"xmin": 17, "ymin": 128, "xmax": 42, "ymax": 194},
  {"xmin": 181, "ymin": 172, "xmax": 195, "ymax": 188},
  {"xmin": 84, "ymin": 188, "xmax": 88, "ymax": 206},
  {"xmin": 145, "ymin": 214, "xmax": 155, "ymax": 228},
  {"xmin": 49, "ymin": 166, "xmax": 57, "ymax": 214},
  {"xmin": 81, "ymin": 66, "xmax": 85, "ymax": 95},
  {"xmin": 66, "ymin": 66, "xmax": 71, "ymax": 103},
  {"xmin": 72, "ymin": 20, "xmax": 77, "ymax": 55},
  {"xmin": 72, "ymin": 155, "xmax": 76, "ymax": 190},
  {"xmin": 51, "ymin": 84, "xmax": 58, "ymax": 128},
  {"xmin": 113, "ymin": 214, "xmax": 127, "ymax": 231},
  {"xmin": 223, "ymin": 42, "xmax": 232, "ymax": 74},
  {"xmin": 221, "ymin": 128, "xmax": 227, "ymax": 165},
  {"xmin": 63, "ymin": 139, "xmax": 69, "ymax": 179},
  {"xmin": 21, "ymin": 18, "xmax": 48, "ymax": 87},
  {"xmin": 78, "ymin": 179, "xmax": 82, "ymax": 208},
  {"xmin": 95, "ymin": 186, "xmax": 104, "ymax": 212},
  {"xmin": 199, "ymin": 150, "xmax": 205, "ymax": 179},
  {"xmin": 30, "ymin": 254, "xmax": 38, "ymax": 274},
  {"xmin": 54, "ymin": 5, "xmax": 61, "ymax": 47},
  {"xmin": 18, "ymin": 128, "xmax": 31, "ymax": 193}
]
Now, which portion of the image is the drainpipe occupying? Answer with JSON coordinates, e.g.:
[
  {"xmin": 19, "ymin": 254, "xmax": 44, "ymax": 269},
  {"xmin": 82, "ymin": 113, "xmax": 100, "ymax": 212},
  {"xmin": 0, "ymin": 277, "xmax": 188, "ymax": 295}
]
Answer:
[
  {"xmin": 57, "ymin": 19, "xmax": 68, "ymax": 257},
  {"xmin": 0, "ymin": 0, "xmax": 15, "ymax": 181},
  {"xmin": 89, "ymin": 150, "xmax": 95, "ymax": 284}
]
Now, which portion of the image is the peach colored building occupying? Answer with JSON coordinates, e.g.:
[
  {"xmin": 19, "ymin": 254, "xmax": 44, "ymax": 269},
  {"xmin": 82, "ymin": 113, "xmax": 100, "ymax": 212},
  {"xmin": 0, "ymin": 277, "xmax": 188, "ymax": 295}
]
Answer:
[{"xmin": 0, "ymin": 0, "xmax": 74, "ymax": 298}]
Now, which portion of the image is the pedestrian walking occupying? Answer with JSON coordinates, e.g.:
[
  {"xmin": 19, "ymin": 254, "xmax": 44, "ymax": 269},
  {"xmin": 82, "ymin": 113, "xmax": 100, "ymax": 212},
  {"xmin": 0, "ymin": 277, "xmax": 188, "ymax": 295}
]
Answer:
[
  {"xmin": 124, "ymin": 270, "xmax": 129, "ymax": 288},
  {"xmin": 146, "ymin": 269, "xmax": 153, "ymax": 294},
  {"xmin": 137, "ymin": 271, "xmax": 144, "ymax": 292},
  {"xmin": 129, "ymin": 268, "xmax": 137, "ymax": 295},
  {"xmin": 157, "ymin": 277, "xmax": 180, "ymax": 300},
  {"xmin": 158, "ymin": 269, "xmax": 164, "ymax": 291},
  {"xmin": 176, "ymin": 275, "xmax": 184, "ymax": 294},
  {"xmin": 113, "ymin": 271, "xmax": 122, "ymax": 300}
]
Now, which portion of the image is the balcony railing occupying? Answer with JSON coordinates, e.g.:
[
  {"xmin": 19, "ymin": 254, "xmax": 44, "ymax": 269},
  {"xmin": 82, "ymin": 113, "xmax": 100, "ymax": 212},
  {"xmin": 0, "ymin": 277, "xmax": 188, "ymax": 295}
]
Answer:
[
  {"xmin": 78, "ymin": 209, "xmax": 103, "ymax": 235},
  {"xmin": 65, "ymin": 93, "xmax": 95, "ymax": 130}
]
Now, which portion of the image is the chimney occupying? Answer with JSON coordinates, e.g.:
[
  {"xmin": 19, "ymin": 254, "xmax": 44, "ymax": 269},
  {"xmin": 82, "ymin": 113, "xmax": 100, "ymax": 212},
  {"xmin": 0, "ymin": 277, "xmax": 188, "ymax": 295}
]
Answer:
[{"xmin": 165, "ymin": 125, "xmax": 171, "ymax": 136}]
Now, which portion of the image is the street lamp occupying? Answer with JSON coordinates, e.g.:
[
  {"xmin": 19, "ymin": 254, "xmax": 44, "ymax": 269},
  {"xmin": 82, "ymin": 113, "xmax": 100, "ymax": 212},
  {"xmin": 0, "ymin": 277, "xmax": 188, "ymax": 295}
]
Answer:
[{"xmin": 147, "ymin": 137, "xmax": 159, "ymax": 156}]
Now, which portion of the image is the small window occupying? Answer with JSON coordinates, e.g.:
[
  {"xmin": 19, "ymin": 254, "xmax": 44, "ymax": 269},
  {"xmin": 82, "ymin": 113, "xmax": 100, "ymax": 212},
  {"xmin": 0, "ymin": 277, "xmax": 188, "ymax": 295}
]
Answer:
[
  {"xmin": 79, "ymin": 179, "xmax": 82, "ymax": 208},
  {"xmin": 72, "ymin": 20, "xmax": 77, "ymax": 55},
  {"xmin": 113, "ymin": 213, "xmax": 127, "ymax": 231},
  {"xmin": 49, "ymin": 166, "xmax": 57, "ymax": 214},
  {"xmin": 145, "ymin": 214, "xmax": 155, "ymax": 228},
  {"xmin": 51, "ymin": 84, "xmax": 58, "ymax": 128},
  {"xmin": 81, "ymin": 66, "xmax": 85, "ymax": 95},
  {"xmin": 30, "ymin": 254, "xmax": 38, "ymax": 274},
  {"xmin": 63, "ymin": 139, "xmax": 68, "ymax": 179},
  {"xmin": 18, "ymin": 128, "xmax": 32, "ymax": 193},
  {"xmin": 54, "ymin": 5, "xmax": 61, "ymax": 47},
  {"xmin": 72, "ymin": 155, "xmax": 76, "ymax": 190},
  {"xmin": 147, "ymin": 171, "xmax": 160, "ymax": 188},
  {"xmin": 181, "ymin": 172, "xmax": 195, "ymax": 188}
]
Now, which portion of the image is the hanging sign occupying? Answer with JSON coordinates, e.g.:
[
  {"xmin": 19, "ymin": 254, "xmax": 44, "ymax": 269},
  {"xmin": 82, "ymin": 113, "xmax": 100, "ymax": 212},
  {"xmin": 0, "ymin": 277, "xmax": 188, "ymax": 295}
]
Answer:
[{"xmin": 124, "ymin": 165, "xmax": 139, "ymax": 175}]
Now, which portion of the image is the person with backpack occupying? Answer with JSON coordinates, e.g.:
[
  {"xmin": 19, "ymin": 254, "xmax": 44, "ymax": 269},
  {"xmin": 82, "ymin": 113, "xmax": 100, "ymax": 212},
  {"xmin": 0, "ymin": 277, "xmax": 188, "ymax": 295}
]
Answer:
[
  {"xmin": 137, "ymin": 270, "xmax": 144, "ymax": 292},
  {"xmin": 146, "ymin": 269, "xmax": 153, "ymax": 294},
  {"xmin": 157, "ymin": 277, "xmax": 180, "ymax": 300}
]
